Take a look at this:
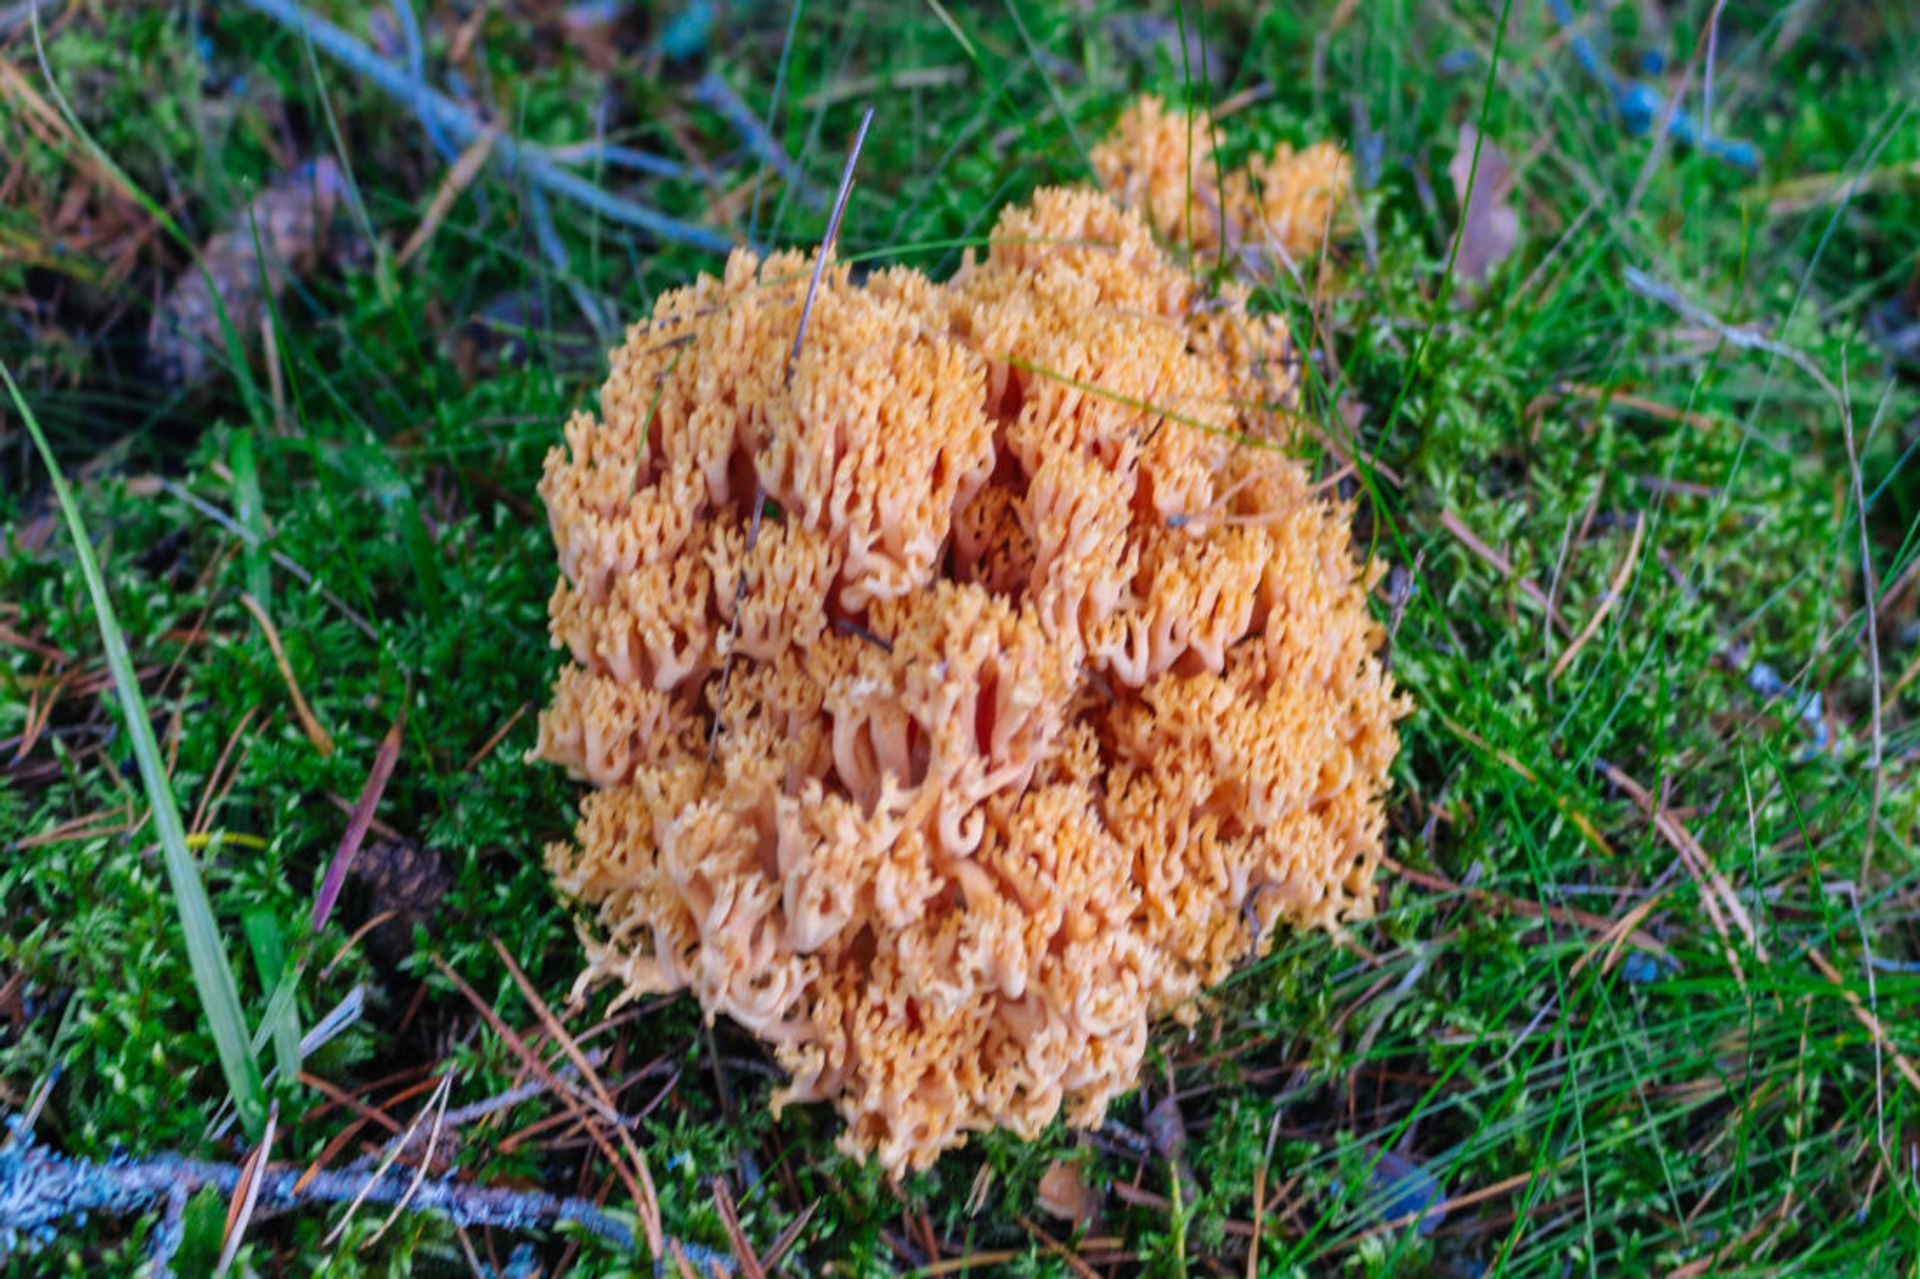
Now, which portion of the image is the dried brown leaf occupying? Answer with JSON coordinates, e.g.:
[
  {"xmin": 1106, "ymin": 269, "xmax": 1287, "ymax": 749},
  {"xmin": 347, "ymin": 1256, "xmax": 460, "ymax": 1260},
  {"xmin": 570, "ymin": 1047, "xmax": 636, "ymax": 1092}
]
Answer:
[
  {"xmin": 1036, "ymin": 1159, "xmax": 1101, "ymax": 1229},
  {"xmin": 1447, "ymin": 124, "xmax": 1518, "ymax": 290}
]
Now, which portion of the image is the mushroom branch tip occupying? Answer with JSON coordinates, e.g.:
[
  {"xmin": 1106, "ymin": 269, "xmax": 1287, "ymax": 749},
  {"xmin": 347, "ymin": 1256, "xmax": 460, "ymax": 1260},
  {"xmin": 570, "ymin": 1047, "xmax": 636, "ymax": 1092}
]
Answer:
[
  {"xmin": 532, "ymin": 98, "xmax": 1403, "ymax": 1176},
  {"xmin": 1091, "ymin": 94, "xmax": 1351, "ymax": 267}
]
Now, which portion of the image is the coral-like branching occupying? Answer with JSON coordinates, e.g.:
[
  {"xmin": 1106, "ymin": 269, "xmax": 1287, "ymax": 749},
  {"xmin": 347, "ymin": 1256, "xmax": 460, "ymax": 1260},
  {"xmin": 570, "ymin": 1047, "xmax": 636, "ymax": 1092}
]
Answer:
[
  {"xmin": 535, "ymin": 104, "xmax": 1403, "ymax": 1175},
  {"xmin": 1090, "ymin": 94, "xmax": 1350, "ymax": 265}
]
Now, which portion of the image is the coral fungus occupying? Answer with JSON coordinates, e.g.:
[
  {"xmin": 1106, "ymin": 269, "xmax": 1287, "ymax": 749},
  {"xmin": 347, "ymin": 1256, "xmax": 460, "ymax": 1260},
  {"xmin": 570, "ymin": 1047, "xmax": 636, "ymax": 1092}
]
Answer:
[
  {"xmin": 534, "ymin": 103, "xmax": 1401, "ymax": 1175},
  {"xmin": 1090, "ymin": 94, "xmax": 1350, "ymax": 263}
]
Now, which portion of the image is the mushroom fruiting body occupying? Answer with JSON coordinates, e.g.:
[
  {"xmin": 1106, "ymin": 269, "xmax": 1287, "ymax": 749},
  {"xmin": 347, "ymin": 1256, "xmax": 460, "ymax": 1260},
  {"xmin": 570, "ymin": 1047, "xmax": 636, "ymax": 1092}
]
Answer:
[
  {"xmin": 1090, "ymin": 94, "xmax": 1351, "ymax": 264},
  {"xmin": 535, "ymin": 113, "xmax": 1403, "ymax": 1176}
]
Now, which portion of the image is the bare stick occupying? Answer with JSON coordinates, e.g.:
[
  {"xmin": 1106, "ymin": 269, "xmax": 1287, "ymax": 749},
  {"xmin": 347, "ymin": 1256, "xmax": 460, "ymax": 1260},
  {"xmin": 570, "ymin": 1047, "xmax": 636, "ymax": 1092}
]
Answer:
[{"xmin": 0, "ymin": 1125, "xmax": 744, "ymax": 1272}]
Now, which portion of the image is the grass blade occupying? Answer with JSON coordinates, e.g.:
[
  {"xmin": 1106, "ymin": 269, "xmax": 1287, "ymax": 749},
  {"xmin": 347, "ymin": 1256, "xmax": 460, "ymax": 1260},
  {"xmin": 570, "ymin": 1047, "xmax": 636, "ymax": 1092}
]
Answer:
[
  {"xmin": 229, "ymin": 428, "xmax": 272, "ymax": 612},
  {"xmin": 242, "ymin": 909, "xmax": 304, "ymax": 1084},
  {"xmin": 3, "ymin": 359, "xmax": 268, "ymax": 1138}
]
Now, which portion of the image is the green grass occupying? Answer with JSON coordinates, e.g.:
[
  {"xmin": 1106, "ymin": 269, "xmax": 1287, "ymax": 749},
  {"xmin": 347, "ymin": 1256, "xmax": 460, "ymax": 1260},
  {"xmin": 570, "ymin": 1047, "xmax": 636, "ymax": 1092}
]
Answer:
[
  {"xmin": 4, "ymin": 1, "xmax": 1919, "ymax": 1275},
  {"xmin": 4, "ymin": 359, "xmax": 266, "ymax": 1138}
]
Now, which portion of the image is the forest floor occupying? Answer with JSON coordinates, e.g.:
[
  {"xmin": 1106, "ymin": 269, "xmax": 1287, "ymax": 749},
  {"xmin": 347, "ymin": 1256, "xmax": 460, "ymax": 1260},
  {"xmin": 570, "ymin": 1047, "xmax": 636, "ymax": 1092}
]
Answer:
[{"xmin": 3, "ymin": 1, "xmax": 1919, "ymax": 1275}]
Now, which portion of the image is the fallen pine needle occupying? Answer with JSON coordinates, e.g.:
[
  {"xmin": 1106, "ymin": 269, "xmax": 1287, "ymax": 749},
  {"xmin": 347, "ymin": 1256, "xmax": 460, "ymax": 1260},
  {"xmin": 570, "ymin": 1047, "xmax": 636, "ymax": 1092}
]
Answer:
[
  {"xmin": 1556, "ymin": 381, "xmax": 1720, "ymax": 432},
  {"xmin": 711, "ymin": 1177, "xmax": 768, "ymax": 1279},
  {"xmin": 1551, "ymin": 514, "xmax": 1647, "ymax": 683},
  {"xmin": 397, "ymin": 130, "xmax": 495, "ymax": 266},
  {"xmin": 1343, "ymin": 1167, "xmax": 1551, "ymax": 1247},
  {"xmin": 1384, "ymin": 855, "xmax": 1671, "ymax": 963},
  {"xmin": 214, "ymin": 1101, "xmax": 277, "ymax": 1278},
  {"xmin": 485, "ymin": 934, "xmax": 674, "ymax": 1262},
  {"xmin": 1438, "ymin": 509, "xmax": 1568, "ymax": 633},
  {"xmin": 1017, "ymin": 1214, "xmax": 1102, "ymax": 1279},
  {"xmin": 430, "ymin": 954, "xmax": 668, "ymax": 1262},
  {"xmin": 1806, "ymin": 947, "xmax": 1920, "ymax": 1096},
  {"xmin": 462, "ymin": 701, "xmax": 529, "ymax": 771},
  {"xmin": 239, "ymin": 592, "xmax": 334, "ymax": 756},
  {"xmin": 323, "ymin": 909, "xmax": 401, "ymax": 979},
  {"xmin": 1598, "ymin": 762, "xmax": 1761, "ymax": 962},
  {"xmin": 322, "ymin": 1075, "xmax": 450, "ymax": 1248}
]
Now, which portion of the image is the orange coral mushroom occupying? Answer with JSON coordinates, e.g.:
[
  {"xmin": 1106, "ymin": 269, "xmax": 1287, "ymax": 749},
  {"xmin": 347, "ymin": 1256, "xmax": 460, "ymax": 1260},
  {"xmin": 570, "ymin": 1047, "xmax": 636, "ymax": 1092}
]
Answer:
[
  {"xmin": 534, "ymin": 100, "xmax": 1404, "ymax": 1176},
  {"xmin": 1091, "ymin": 94, "xmax": 1352, "ymax": 264}
]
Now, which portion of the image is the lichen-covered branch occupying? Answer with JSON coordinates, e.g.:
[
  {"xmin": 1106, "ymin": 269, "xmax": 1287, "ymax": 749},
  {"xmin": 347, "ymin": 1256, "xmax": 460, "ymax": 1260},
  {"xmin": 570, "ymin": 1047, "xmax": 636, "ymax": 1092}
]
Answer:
[
  {"xmin": 228, "ymin": 0, "xmax": 733, "ymax": 254},
  {"xmin": 0, "ymin": 1124, "xmax": 734, "ymax": 1277}
]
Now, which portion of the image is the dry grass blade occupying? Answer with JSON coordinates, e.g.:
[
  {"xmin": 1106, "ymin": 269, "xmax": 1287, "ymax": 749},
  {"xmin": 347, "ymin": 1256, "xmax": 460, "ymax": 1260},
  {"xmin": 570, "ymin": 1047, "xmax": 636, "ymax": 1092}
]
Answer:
[
  {"xmin": 1550, "ymin": 514, "xmax": 1647, "ymax": 683},
  {"xmin": 311, "ymin": 703, "xmax": 406, "ymax": 931},
  {"xmin": 239, "ymin": 592, "xmax": 335, "ymax": 756},
  {"xmin": 710, "ymin": 104, "xmax": 876, "ymax": 778},
  {"xmin": 1569, "ymin": 889, "xmax": 1672, "ymax": 978},
  {"xmin": 397, "ymin": 130, "xmax": 496, "ymax": 266},
  {"xmin": 190, "ymin": 707, "xmax": 259, "ymax": 835},
  {"xmin": 1836, "ymin": 351, "xmax": 1885, "ymax": 888},
  {"xmin": 215, "ymin": 1101, "xmax": 278, "ymax": 1278},
  {"xmin": 322, "ymin": 1072, "xmax": 451, "ymax": 1247},
  {"xmin": 367, "ymin": 1073, "xmax": 455, "ymax": 1246},
  {"xmin": 1248, "ymin": 1110, "xmax": 1283, "ymax": 1279},
  {"xmin": 785, "ymin": 104, "xmax": 874, "ymax": 384},
  {"xmin": 1805, "ymin": 948, "xmax": 1920, "ymax": 1096},
  {"xmin": 1599, "ymin": 763, "xmax": 1761, "ymax": 957},
  {"xmin": 1747, "ymin": 157, "xmax": 1920, "ymax": 214},
  {"xmin": 1429, "ymin": 711, "xmax": 1615, "ymax": 857}
]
